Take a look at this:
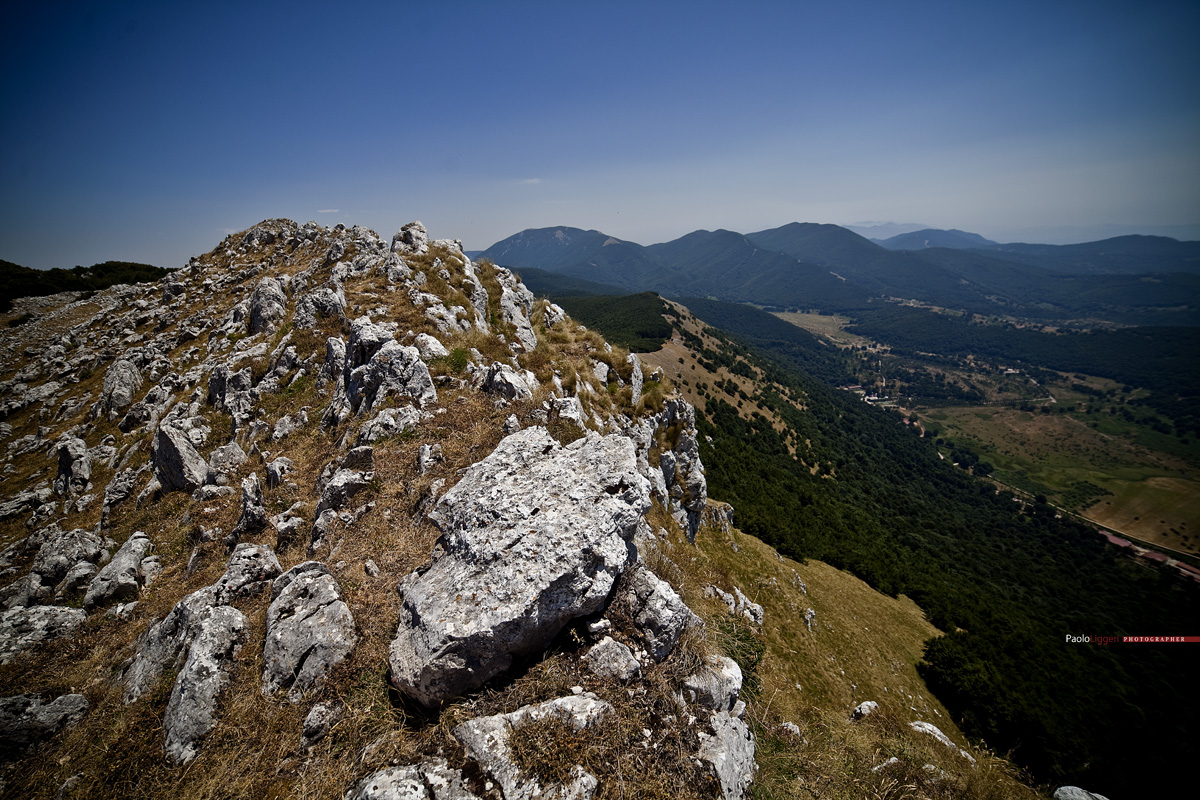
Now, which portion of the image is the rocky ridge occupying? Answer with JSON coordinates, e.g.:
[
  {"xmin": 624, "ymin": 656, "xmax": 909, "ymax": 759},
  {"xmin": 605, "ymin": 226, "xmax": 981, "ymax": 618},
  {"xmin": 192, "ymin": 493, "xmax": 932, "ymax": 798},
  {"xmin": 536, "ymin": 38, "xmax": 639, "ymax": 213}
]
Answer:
[{"xmin": 0, "ymin": 219, "xmax": 757, "ymax": 798}]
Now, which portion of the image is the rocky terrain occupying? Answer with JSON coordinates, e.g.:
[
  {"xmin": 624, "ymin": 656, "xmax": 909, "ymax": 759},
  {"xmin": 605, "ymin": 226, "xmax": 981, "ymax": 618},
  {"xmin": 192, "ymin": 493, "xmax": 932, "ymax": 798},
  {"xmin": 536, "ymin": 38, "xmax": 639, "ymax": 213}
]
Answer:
[
  {"xmin": 0, "ymin": 219, "xmax": 746, "ymax": 799},
  {"xmin": 0, "ymin": 218, "xmax": 1100, "ymax": 800}
]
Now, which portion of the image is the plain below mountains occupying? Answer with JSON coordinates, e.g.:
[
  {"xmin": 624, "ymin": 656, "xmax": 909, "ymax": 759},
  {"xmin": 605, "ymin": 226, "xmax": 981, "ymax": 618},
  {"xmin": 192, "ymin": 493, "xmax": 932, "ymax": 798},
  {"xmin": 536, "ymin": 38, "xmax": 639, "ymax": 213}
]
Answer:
[{"xmin": 482, "ymin": 224, "xmax": 1200, "ymax": 325}]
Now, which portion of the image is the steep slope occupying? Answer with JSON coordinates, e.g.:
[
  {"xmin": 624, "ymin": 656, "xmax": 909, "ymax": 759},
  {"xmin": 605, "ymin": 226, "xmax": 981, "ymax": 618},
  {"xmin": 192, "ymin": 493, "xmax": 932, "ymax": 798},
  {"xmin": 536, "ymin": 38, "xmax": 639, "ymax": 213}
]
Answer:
[
  {"xmin": 633, "ymin": 298, "xmax": 1198, "ymax": 799},
  {"xmin": 0, "ymin": 220, "xmax": 753, "ymax": 799}
]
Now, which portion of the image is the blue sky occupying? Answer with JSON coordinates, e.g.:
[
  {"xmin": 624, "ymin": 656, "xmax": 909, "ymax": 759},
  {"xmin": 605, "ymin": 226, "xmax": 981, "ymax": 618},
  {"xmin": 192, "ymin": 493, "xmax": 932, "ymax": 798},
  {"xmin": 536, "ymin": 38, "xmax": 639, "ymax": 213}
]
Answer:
[{"xmin": 2, "ymin": 0, "xmax": 1198, "ymax": 269}]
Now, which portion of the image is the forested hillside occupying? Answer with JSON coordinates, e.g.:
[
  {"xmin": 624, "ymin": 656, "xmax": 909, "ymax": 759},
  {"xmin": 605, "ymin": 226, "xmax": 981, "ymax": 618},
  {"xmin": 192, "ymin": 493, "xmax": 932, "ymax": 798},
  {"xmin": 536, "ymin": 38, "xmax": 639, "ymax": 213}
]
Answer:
[
  {"xmin": 1, "ymin": 259, "xmax": 172, "ymax": 310},
  {"xmin": 562, "ymin": 292, "xmax": 1199, "ymax": 798}
]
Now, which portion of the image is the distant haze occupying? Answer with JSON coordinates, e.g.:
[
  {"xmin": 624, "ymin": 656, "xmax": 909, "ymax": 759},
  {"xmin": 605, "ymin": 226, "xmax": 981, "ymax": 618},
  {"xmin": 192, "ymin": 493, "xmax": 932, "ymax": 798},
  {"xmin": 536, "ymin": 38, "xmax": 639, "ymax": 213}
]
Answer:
[{"xmin": 1, "ymin": 0, "xmax": 1197, "ymax": 269}]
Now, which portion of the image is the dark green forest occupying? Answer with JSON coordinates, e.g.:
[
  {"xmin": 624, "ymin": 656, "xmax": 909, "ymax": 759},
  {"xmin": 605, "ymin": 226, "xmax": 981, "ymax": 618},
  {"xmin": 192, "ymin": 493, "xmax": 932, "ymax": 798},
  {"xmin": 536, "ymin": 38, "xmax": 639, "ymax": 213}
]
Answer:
[
  {"xmin": 567, "ymin": 292, "xmax": 1198, "ymax": 797},
  {"xmin": 1, "ymin": 259, "xmax": 171, "ymax": 311}
]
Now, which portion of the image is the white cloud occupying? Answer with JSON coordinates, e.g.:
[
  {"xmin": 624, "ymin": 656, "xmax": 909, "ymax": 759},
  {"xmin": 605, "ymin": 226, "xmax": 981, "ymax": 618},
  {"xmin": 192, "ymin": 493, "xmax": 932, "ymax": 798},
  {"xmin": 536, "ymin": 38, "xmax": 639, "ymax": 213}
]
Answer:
[
  {"xmin": 317, "ymin": 208, "xmax": 340, "ymax": 213},
  {"xmin": 518, "ymin": 178, "xmax": 541, "ymax": 185}
]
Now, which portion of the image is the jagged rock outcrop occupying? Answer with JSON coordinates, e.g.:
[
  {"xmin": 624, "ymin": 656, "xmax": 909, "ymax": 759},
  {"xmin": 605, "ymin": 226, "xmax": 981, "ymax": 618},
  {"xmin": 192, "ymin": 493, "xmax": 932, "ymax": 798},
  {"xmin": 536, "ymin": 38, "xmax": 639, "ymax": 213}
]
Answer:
[
  {"xmin": 53, "ymin": 436, "xmax": 91, "ymax": 496},
  {"xmin": 453, "ymin": 693, "xmax": 611, "ymax": 800},
  {"xmin": 93, "ymin": 359, "xmax": 143, "ymax": 422},
  {"xmin": 262, "ymin": 562, "xmax": 357, "ymax": 700},
  {"xmin": 389, "ymin": 427, "xmax": 650, "ymax": 707}
]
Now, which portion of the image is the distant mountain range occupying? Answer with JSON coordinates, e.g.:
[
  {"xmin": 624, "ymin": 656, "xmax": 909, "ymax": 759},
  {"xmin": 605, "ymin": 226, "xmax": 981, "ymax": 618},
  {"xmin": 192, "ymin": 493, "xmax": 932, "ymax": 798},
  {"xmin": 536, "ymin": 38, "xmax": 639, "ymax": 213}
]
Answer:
[{"xmin": 481, "ymin": 224, "xmax": 1200, "ymax": 325}]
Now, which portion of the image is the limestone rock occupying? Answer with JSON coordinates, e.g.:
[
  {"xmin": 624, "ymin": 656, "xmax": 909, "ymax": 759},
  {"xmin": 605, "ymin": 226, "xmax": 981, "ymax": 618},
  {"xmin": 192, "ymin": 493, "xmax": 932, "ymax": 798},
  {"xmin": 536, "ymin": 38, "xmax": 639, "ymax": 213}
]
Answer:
[
  {"xmin": 294, "ymin": 285, "xmax": 346, "ymax": 330},
  {"xmin": 357, "ymin": 405, "xmax": 422, "ymax": 445},
  {"xmin": 94, "ymin": 360, "xmax": 143, "ymax": 422},
  {"xmin": 248, "ymin": 277, "xmax": 287, "ymax": 334},
  {"xmin": 346, "ymin": 341, "xmax": 436, "ymax": 415},
  {"xmin": 152, "ymin": 422, "xmax": 210, "ymax": 493},
  {"xmin": 0, "ymin": 693, "xmax": 89, "ymax": 754},
  {"xmin": 215, "ymin": 543, "xmax": 281, "ymax": 602},
  {"xmin": 265, "ymin": 457, "xmax": 294, "ymax": 488},
  {"xmin": 345, "ymin": 758, "xmax": 479, "ymax": 800},
  {"xmin": 584, "ymin": 636, "xmax": 640, "ymax": 681},
  {"xmin": 621, "ymin": 561, "xmax": 699, "ymax": 661},
  {"xmin": 163, "ymin": 605, "xmax": 247, "ymax": 764},
  {"xmin": 53, "ymin": 436, "xmax": 91, "ymax": 496},
  {"xmin": 0, "ymin": 606, "xmax": 87, "ymax": 664},
  {"xmin": 684, "ymin": 656, "xmax": 743, "ymax": 713},
  {"xmin": 84, "ymin": 530, "xmax": 153, "ymax": 610},
  {"xmin": 389, "ymin": 428, "xmax": 649, "ymax": 707},
  {"xmin": 413, "ymin": 333, "xmax": 449, "ymax": 360},
  {"xmin": 229, "ymin": 472, "xmax": 270, "ymax": 541},
  {"xmin": 698, "ymin": 710, "xmax": 756, "ymax": 800},
  {"xmin": 478, "ymin": 362, "xmax": 533, "ymax": 402},
  {"xmin": 301, "ymin": 701, "xmax": 341, "ymax": 749},
  {"xmin": 208, "ymin": 441, "xmax": 248, "ymax": 479},
  {"xmin": 262, "ymin": 562, "xmax": 357, "ymax": 700},
  {"xmin": 453, "ymin": 694, "xmax": 610, "ymax": 800},
  {"xmin": 392, "ymin": 221, "xmax": 429, "ymax": 256}
]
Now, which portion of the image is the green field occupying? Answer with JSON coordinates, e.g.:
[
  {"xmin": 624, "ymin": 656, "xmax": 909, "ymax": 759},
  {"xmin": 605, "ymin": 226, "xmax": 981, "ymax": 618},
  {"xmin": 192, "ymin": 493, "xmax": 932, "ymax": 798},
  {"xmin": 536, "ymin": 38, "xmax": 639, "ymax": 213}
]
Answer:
[{"xmin": 919, "ymin": 398, "xmax": 1200, "ymax": 553}]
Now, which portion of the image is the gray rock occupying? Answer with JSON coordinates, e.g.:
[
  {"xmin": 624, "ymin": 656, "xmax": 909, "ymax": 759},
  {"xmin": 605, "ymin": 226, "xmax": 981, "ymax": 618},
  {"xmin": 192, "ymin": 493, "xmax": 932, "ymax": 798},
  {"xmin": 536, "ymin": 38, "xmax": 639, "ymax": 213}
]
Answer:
[
  {"xmin": 621, "ymin": 561, "xmax": 699, "ymax": 662},
  {"xmin": 248, "ymin": 277, "xmax": 287, "ymax": 334},
  {"xmin": 391, "ymin": 221, "xmax": 429, "ymax": 256},
  {"xmin": 584, "ymin": 636, "xmax": 640, "ymax": 681},
  {"xmin": 0, "ymin": 693, "xmax": 89, "ymax": 754},
  {"xmin": 152, "ymin": 422, "xmax": 210, "ymax": 493},
  {"xmin": 412, "ymin": 333, "xmax": 449, "ymax": 360},
  {"xmin": 11, "ymin": 527, "xmax": 106, "ymax": 607},
  {"xmin": 84, "ymin": 530, "xmax": 153, "ymax": 610},
  {"xmin": 301, "ymin": 701, "xmax": 341, "ymax": 749},
  {"xmin": 346, "ymin": 341, "xmax": 436, "ymax": 415},
  {"xmin": 295, "ymin": 285, "xmax": 347, "ymax": 330},
  {"xmin": 101, "ymin": 467, "xmax": 141, "ymax": 520},
  {"xmin": 215, "ymin": 543, "xmax": 281, "ymax": 602},
  {"xmin": 341, "ymin": 446, "xmax": 375, "ymax": 472},
  {"xmin": 389, "ymin": 428, "xmax": 649, "ymax": 707},
  {"xmin": 453, "ymin": 694, "xmax": 610, "ymax": 800},
  {"xmin": 272, "ymin": 409, "xmax": 308, "ymax": 440},
  {"xmin": 262, "ymin": 562, "xmax": 358, "ymax": 700},
  {"xmin": 344, "ymin": 758, "xmax": 479, "ymax": 800},
  {"xmin": 207, "ymin": 365, "xmax": 258, "ymax": 429},
  {"xmin": 627, "ymin": 354, "xmax": 643, "ymax": 401},
  {"xmin": 479, "ymin": 362, "xmax": 532, "ymax": 402},
  {"xmin": 55, "ymin": 561, "xmax": 99, "ymax": 599},
  {"xmin": 698, "ymin": 710, "xmax": 756, "ymax": 800},
  {"xmin": 229, "ymin": 472, "xmax": 270, "ymax": 542},
  {"xmin": 53, "ymin": 436, "xmax": 91, "ymax": 496},
  {"xmin": 417, "ymin": 443, "xmax": 443, "ymax": 475},
  {"xmin": 732, "ymin": 587, "xmax": 763, "ymax": 626},
  {"xmin": 0, "ymin": 606, "xmax": 87, "ymax": 665},
  {"xmin": 95, "ymin": 360, "xmax": 142, "ymax": 421},
  {"xmin": 122, "ymin": 586, "xmax": 220, "ymax": 703},
  {"xmin": 265, "ymin": 457, "xmax": 294, "ymax": 488},
  {"xmin": 357, "ymin": 405, "xmax": 422, "ymax": 445},
  {"xmin": 163, "ymin": 605, "xmax": 248, "ymax": 764},
  {"xmin": 208, "ymin": 441, "xmax": 249, "ymax": 478},
  {"xmin": 543, "ymin": 303, "xmax": 566, "ymax": 328},
  {"xmin": 684, "ymin": 656, "xmax": 743, "ymax": 713},
  {"xmin": 318, "ymin": 337, "xmax": 348, "ymax": 389}
]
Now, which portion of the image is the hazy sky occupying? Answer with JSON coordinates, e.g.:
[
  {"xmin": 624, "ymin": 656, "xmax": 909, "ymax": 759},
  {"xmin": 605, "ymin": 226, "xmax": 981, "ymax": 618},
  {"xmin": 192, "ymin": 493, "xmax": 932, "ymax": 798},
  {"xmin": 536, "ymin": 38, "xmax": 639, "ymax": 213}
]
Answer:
[{"xmin": 3, "ymin": 0, "xmax": 1198, "ymax": 269}]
